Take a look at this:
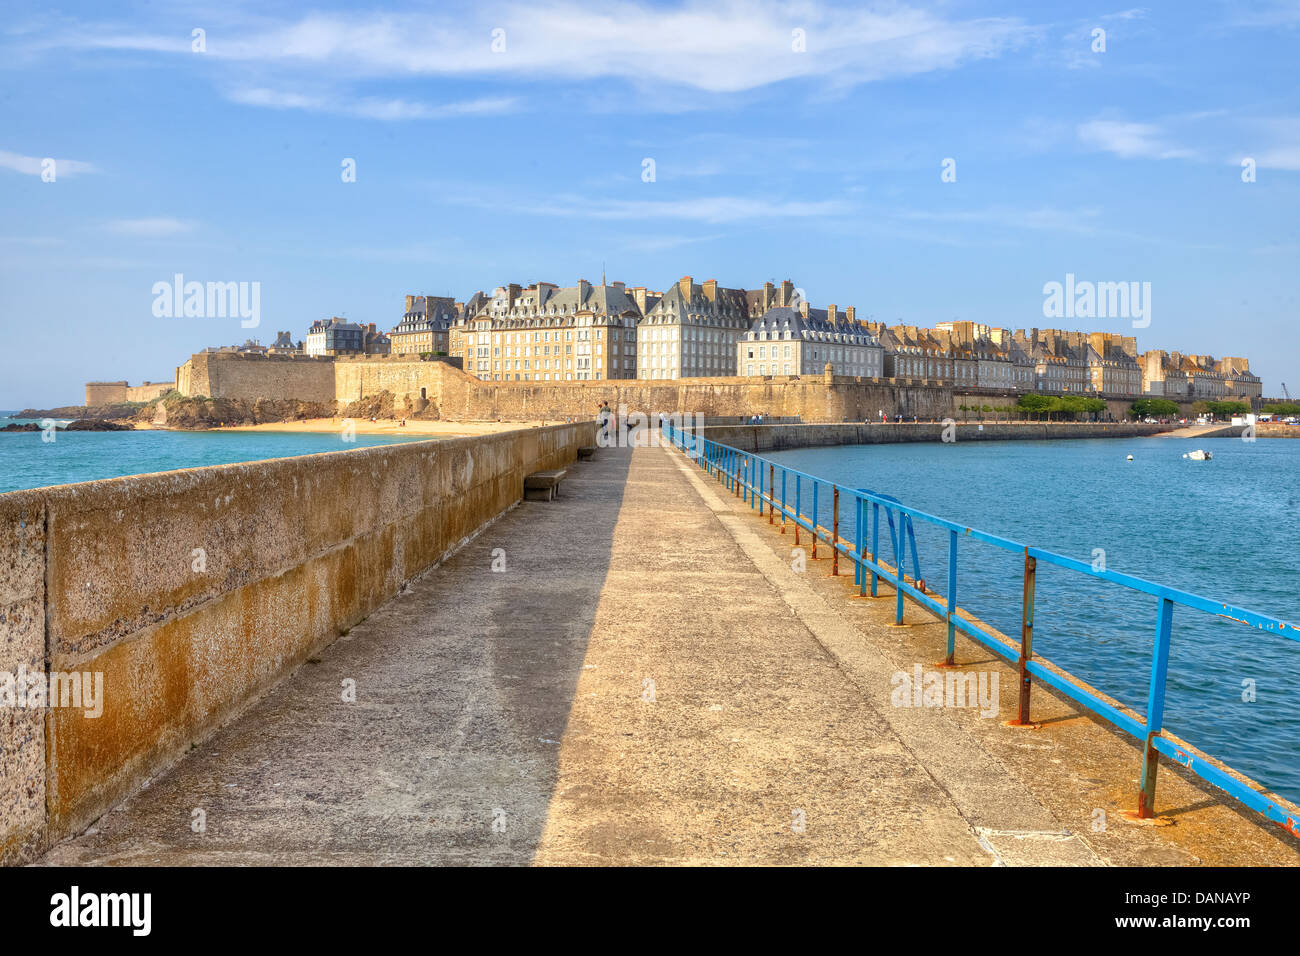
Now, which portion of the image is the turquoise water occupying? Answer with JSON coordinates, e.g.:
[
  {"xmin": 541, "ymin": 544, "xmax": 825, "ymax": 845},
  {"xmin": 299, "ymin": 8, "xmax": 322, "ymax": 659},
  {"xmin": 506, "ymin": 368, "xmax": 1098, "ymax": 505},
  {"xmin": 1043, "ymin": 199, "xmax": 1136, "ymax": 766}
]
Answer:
[
  {"xmin": 768, "ymin": 436, "xmax": 1300, "ymax": 804},
  {"xmin": 0, "ymin": 420, "xmax": 433, "ymax": 494}
]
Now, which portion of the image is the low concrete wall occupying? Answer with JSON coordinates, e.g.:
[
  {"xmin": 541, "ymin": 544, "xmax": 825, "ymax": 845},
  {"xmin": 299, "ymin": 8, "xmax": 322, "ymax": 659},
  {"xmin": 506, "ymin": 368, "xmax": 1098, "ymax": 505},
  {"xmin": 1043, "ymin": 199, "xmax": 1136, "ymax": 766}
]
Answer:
[
  {"xmin": 699, "ymin": 421, "xmax": 1171, "ymax": 452},
  {"xmin": 0, "ymin": 423, "xmax": 594, "ymax": 864}
]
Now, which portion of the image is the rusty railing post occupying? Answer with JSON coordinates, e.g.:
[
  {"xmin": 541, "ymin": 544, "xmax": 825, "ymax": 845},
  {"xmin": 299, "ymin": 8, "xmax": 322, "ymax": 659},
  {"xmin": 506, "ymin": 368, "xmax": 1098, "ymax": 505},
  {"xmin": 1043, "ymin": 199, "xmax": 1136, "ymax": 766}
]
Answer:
[
  {"xmin": 759, "ymin": 463, "xmax": 769, "ymax": 522},
  {"xmin": 794, "ymin": 475, "xmax": 801, "ymax": 545},
  {"xmin": 1138, "ymin": 597, "xmax": 1175, "ymax": 818},
  {"xmin": 832, "ymin": 486, "xmax": 839, "ymax": 576},
  {"xmin": 811, "ymin": 483, "xmax": 819, "ymax": 559},
  {"xmin": 780, "ymin": 468, "xmax": 786, "ymax": 532},
  {"xmin": 1015, "ymin": 550, "xmax": 1036, "ymax": 724}
]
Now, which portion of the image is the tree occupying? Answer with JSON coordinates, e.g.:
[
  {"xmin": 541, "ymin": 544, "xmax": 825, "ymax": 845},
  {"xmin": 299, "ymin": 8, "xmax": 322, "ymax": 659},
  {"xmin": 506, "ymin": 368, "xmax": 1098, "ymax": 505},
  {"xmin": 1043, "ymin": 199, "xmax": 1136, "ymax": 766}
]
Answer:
[
  {"xmin": 1131, "ymin": 398, "xmax": 1179, "ymax": 418},
  {"xmin": 1016, "ymin": 393, "xmax": 1053, "ymax": 420},
  {"xmin": 1205, "ymin": 400, "xmax": 1250, "ymax": 418},
  {"xmin": 1262, "ymin": 402, "xmax": 1300, "ymax": 416}
]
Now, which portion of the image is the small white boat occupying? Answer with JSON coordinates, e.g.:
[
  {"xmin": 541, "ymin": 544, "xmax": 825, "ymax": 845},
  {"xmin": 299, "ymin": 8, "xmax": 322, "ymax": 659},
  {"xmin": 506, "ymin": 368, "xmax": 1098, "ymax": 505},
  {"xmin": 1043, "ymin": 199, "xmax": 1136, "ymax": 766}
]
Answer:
[{"xmin": 1183, "ymin": 449, "xmax": 1212, "ymax": 461}]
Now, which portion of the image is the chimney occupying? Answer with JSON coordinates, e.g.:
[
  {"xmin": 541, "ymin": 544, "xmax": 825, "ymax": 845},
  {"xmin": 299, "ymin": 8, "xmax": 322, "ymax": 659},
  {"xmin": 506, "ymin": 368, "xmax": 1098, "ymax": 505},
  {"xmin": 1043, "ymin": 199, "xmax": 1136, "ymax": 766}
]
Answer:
[
  {"xmin": 678, "ymin": 276, "xmax": 693, "ymax": 299},
  {"xmin": 763, "ymin": 281, "xmax": 774, "ymax": 311},
  {"xmin": 846, "ymin": 306, "xmax": 856, "ymax": 323},
  {"xmin": 405, "ymin": 295, "xmax": 414, "ymax": 313},
  {"xmin": 827, "ymin": 304, "xmax": 837, "ymax": 324},
  {"xmin": 780, "ymin": 280, "xmax": 794, "ymax": 307},
  {"xmin": 799, "ymin": 301, "xmax": 810, "ymax": 319},
  {"xmin": 703, "ymin": 279, "xmax": 717, "ymax": 302},
  {"xmin": 577, "ymin": 278, "xmax": 591, "ymax": 302}
]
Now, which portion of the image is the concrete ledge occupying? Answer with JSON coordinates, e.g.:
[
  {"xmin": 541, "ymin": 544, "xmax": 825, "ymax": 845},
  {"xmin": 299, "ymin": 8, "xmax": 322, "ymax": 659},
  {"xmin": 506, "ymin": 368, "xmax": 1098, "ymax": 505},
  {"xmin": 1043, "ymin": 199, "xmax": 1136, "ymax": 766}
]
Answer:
[
  {"xmin": 698, "ymin": 421, "xmax": 1172, "ymax": 452},
  {"xmin": 0, "ymin": 422, "xmax": 595, "ymax": 864}
]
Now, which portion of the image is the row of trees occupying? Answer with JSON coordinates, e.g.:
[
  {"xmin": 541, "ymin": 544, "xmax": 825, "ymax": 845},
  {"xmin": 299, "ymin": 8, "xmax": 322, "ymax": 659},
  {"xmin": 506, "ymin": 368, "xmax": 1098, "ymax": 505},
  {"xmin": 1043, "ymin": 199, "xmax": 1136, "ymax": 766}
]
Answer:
[
  {"xmin": 1014, "ymin": 393, "xmax": 1109, "ymax": 420},
  {"xmin": 1261, "ymin": 402, "xmax": 1300, "ymax": 416},
  {"xmin": 954, "ymin": 394, "xmax": 1112, "ymax": 421},
  {"xmin": 1129, "ymin": 398, "xmax": 1254, "ymax": 420}
]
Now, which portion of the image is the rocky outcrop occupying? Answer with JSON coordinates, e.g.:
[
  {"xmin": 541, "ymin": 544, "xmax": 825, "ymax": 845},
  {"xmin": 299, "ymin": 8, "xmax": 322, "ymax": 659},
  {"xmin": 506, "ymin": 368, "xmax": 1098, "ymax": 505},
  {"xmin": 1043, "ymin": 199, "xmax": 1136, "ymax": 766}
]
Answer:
[
  {"xmin": 141, "ymin": 394, "xmax": 337, "ymax": 430},
  {"xmin": 339, "ymin": 391, "xmax": 439, "ymax": 422},
  {"xmin": 1, "ymin": 420, "xmax": 133, "ymax": 432},
  {"xmin": 17, "ymin": 402, "xmax": 143, "ymax": 420}
]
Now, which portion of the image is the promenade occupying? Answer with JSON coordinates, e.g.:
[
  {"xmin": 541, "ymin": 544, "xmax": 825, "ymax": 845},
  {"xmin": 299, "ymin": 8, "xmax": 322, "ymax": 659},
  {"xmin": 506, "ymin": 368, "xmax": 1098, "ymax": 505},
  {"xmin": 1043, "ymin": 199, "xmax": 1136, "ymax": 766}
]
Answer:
[{"xmin": 36, "ymin": 442, "xmax": 1298, "ymax": 865}]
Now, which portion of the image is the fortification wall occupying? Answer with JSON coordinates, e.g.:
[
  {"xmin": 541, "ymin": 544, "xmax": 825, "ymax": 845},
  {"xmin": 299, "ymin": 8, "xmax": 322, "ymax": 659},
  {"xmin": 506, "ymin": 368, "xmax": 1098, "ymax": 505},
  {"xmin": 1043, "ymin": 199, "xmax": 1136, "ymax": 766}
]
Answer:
[
  {"xmin": 430, "ymin": 364, "xmax": 955, "ymax": 422},
  {"xmin": 84, "ymin": 382, "xmax": 128, "ymax": 406},
  {"xmin": 178, "ymin": 352, "xmax": 336, "ymax": 403},
  {"xmin": 333, "ymin": 356, "xmax": 459, "ymax": 406},
  {"xmin": 0, "ymin": 422, "xmax": 595, "ymax": 864},
  {"xmin": 126, "ymin": 382, "xmax": 173, "ymax": 403},
  {"xmin": 164, "ymin": 353, "xmax": 1206, "ymax": 423}
]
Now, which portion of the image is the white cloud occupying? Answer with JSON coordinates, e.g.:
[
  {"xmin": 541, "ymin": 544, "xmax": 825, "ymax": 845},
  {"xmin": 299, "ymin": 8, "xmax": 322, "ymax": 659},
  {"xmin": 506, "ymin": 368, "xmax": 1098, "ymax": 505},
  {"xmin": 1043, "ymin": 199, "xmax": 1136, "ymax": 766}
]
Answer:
[
  {"xmin": 0, "ymin": 149, "xmax": 97, "ymax": 177},
  {"xmin": 460, "ymin": 191, "xmax": 850, "ymax": 223},
  {"xmin": 1254, "ymin": 147, "xmax": 1300, "ymax": 170},
  {"xmin": 104, "ymin": 218, "xmax": 195, "ymax": 237},
  {"xmin": 228, "ymin": 88, "xmax": 518, "ymax": 120},
  {"xmin": 1076, "ymin": 120, "xmax": 1195, "ymax": 160},
  {"xmin": 50, "ymin": 2, "xmax": 1031, "ymax": 95}
]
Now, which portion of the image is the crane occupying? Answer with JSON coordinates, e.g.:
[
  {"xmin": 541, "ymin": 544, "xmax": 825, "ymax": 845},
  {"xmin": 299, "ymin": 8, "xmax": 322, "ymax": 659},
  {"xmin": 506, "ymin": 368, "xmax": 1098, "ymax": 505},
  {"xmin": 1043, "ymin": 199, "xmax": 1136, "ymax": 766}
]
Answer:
[{"xmin": 1283, "ymin": 382, "xmax": 1292, "ymax": 401}]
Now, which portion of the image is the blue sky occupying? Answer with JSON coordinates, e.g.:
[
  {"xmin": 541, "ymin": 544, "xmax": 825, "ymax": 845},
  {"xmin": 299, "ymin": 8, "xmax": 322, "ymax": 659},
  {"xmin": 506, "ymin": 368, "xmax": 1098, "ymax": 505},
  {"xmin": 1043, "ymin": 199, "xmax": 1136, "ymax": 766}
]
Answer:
[{"xmin": 1, "ymin": 0, "xmax": 1298, "ymax": 408}]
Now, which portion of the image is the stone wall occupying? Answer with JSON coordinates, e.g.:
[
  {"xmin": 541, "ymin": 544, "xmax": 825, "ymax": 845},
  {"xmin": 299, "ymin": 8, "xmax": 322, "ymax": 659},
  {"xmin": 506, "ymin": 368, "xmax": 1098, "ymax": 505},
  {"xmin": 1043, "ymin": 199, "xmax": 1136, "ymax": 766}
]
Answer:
[
  {"xmin": 176, "ymin": 352, "xmax": 336, "ymax": 403},
  {"xmin": 333, "ymin": 355, "xmax": 462, "ymax": 407},
  {"xmin": 432, "ymin": 364, "xmax": 955, "ymax": 422},
  {"xmin": 168, "ymin": 352, "xmax": 1206, "ymax": 424},
  {"xmin": 126, "ymin": 382, "xmax": 174, "ymax": 403},
  {"xmin": 693, "ymin": 420, "xmax": 1171, "ymax": 453},
  {"xmin": 84, "ymin": 381, "xmax": 128, "ymax": 406},
  {"xmin": 0, "ymin": 422, "xmax": 594, "ymax": 864}
]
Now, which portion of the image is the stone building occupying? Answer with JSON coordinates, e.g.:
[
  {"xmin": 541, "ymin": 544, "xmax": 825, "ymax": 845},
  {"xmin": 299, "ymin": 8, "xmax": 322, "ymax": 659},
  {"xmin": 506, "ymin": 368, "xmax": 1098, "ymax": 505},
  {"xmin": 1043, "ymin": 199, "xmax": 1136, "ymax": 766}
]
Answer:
[
  {"xmin": 268, "ymin": 331, "xmax": 302, "ymax": 354},
  {"xmin": 305, "ymin": 317, "xmax": 365, "ymax": 356},
  {"xmin": 454, "ymin": 279, "xmax": 641, "ymax": 381},
  {"xmin": 638, "ymin": 276, "xmax": 753, "ymax": 379},
  {"xmin": 1138, "ymin": 351, "xmax": 1259, "ymax": 401},
  {"xmin": 391, "ymin": 295, "xmax": 456, "ymax": 356},
  {"xmin": 740, "ymin": 303, "xmax": 883, "ymax": 378}
]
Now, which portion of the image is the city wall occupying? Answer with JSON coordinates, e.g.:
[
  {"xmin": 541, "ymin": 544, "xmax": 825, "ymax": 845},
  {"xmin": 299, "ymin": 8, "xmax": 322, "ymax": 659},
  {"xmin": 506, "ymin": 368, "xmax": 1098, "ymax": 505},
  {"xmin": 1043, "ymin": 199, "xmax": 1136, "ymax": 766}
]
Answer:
[
  {"xmin": 172, "ymin": 352, "xmax": 1194, "ymax": 423},
  {"xmin": 84, "ymin": 381, "xmax": 175, "ymax": 406},
  {"xmin": 0, "ymin": 422, "xmax": 595, "ymax": 864},
  {"xmin": 176, "ymin": 352, "xmax": 336, "ymax": 404}
]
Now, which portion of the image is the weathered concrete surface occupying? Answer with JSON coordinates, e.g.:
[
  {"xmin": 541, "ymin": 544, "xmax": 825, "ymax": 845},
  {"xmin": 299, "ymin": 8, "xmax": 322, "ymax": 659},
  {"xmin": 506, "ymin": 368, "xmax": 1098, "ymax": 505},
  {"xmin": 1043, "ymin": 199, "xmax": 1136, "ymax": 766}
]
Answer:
[
  {"xmin": 33, "ymin": 441, "xmax": 1298, "ymax": 865},
  {"xmin": 1156, "ymin": 423, "xmax": 1247, "ymax": 439},
  {"xmin": 701, "ymin": 420, "xmax": 1171, "ymax": 453},
  {"xmin": 1, "ymin": 423, "xmax": 593, "ymax": 863},
  {"xmin": 662, "ymin": 444, "xmax": 1300, "ymax": 865},
  {"xmin": 0, "ymin": 501, "xmax": 46, "ymax": 865}
]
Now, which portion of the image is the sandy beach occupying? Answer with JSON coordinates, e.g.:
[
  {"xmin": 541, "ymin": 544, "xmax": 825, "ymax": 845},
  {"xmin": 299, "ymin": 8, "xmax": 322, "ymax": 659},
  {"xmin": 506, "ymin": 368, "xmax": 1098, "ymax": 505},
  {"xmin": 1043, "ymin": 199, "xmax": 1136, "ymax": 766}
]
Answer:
[{"xmin": 214, "ymin": 417, "xmax": 565, "ymax": 437}]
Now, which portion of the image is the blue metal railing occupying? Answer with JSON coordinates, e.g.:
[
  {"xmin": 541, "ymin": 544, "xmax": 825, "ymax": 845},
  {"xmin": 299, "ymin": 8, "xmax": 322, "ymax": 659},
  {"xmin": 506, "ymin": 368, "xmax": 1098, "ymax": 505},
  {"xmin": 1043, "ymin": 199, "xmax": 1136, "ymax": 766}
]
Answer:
[{"xmin": 664, "ymin": 422, "xmax": 1300, "ymax": 834}]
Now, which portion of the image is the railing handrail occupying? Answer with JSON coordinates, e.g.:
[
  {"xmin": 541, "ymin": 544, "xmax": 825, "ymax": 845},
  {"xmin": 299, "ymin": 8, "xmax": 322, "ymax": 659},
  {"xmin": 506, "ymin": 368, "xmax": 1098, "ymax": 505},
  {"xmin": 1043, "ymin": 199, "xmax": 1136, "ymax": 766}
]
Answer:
[{"xmin": 662, "ymin": 421, "xmax": 1300, "ymax": 835}]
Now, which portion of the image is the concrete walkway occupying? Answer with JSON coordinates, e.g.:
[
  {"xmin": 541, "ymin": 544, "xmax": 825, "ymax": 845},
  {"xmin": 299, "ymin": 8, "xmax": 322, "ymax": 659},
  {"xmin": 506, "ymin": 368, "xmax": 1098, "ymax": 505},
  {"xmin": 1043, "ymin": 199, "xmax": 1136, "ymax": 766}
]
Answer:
[{"xmin": 37, "ymin": 442, "xmax": 1299, "ymax": 865}]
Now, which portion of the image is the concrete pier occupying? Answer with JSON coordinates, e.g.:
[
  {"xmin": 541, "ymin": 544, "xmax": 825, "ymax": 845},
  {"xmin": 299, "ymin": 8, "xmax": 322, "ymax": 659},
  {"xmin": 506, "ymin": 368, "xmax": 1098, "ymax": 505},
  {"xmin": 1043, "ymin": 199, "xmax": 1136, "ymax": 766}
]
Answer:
[{"xmin": 34, "ymin": 442, "xmax": 1300, "ymax": 865}]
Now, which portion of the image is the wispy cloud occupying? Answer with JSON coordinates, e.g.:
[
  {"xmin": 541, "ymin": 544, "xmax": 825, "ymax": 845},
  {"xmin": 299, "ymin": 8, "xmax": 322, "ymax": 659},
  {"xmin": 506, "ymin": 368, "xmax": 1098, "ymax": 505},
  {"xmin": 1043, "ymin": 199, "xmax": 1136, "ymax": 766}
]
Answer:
[
  {"xmin": 227, "ymin": 88, "xmax": 518, "ymax": 120},
  {"xmin": 0, "ymin": 149, "xmax": 97, "ymax": 177},
  {"xmin": 37, "ymin": 2, "xmax": 1031, "ymax": 96},
  {"xmin": 454, "ymin": 190, "xmax": 851, "ymax": 223},
  {"xmin": 104, "ymin": 217, "xmax": 195, "ymax": 237},
  {"xmin": 618, "ymin": 232, "xmax": 727, "ymax": 252},
  {"xmin": 1076, "ymin": 119, "xmax": 1196, "ymax": 160}
]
